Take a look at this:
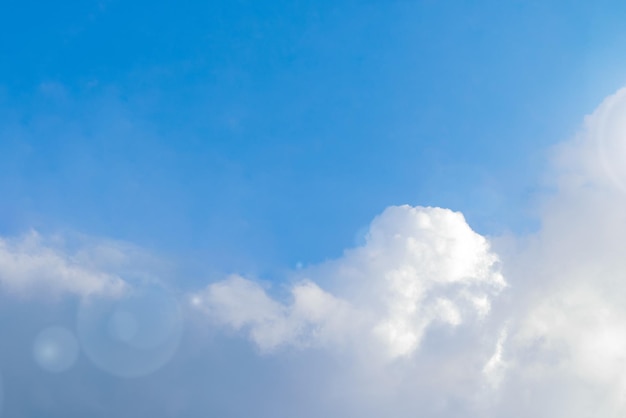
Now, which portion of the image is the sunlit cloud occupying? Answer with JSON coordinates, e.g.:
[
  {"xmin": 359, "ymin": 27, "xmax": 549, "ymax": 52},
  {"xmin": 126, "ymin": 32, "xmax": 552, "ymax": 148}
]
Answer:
[{"xmin": 192, "ymin": 206, "xmax": 504, "ymax": 360}]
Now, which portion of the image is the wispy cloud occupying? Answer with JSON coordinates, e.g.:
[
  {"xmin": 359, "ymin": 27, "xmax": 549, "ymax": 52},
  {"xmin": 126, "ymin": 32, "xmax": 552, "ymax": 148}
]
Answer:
[{"xmin": 0, "ymin": 231, "xmax": 128, "ymax": 298}]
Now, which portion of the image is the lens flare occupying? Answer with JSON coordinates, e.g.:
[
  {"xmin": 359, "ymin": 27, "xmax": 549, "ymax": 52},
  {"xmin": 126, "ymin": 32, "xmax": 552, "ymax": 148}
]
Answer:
[
  {"xmin": 32, "ymin": 327, "xmax": 79, "ymax": 373},
  {"xmin": 77, "ymin": 285, "xmax": 183, "ymax": 378}
]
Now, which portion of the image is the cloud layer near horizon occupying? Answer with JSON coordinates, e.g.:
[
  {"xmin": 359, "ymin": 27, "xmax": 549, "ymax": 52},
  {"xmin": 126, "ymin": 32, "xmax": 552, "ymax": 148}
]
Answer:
[{"xmin": 3, "ymin": 88, "xmax": 626, "ymax": 417}]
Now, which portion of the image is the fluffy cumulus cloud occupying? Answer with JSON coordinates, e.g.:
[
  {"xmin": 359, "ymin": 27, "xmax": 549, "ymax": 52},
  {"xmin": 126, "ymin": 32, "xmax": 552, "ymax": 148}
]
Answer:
[{"xmin": 192, "ymin": 206, "xmax": 505, "ymax": 363}]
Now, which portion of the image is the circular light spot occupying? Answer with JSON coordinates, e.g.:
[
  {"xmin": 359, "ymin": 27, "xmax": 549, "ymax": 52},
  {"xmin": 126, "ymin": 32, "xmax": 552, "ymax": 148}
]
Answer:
[
  {"xmin": 32, "ymin": 327, "xmax": 79, "ymax": 373},
  {"xmin": 77, "ymin": 285, "xmax": 183, "ymax": 378}
]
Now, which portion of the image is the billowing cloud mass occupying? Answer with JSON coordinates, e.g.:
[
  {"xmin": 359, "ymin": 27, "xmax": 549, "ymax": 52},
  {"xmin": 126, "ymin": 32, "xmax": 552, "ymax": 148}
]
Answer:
[
  {"xmin": 4, "ymin": 88, "xmax": 626, "ymax": 417},
  {"xmin": 189, "ymin": 87, "xmax": 626, "ymax": 417},
  {"xmin": 490, "ymin": 87, "xmax": 626, "ymax": 417},
  {"xmin": 192, "ymin": 206, "xmax": 505, "ymax": 362}
]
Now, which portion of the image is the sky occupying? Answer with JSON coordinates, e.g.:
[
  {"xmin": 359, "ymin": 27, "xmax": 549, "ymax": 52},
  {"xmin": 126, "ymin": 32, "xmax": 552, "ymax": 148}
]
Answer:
[{"xmin": 2, "ymin": 0, "xmax": 626, "ymax": 416}]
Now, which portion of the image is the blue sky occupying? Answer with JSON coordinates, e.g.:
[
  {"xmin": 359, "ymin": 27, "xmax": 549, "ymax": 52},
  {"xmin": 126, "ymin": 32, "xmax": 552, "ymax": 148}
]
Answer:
[
  {"xmin": 3, "ymin": 1, "xmax": 626, "ymax": 417},
  {"xmin": 3, "ymin": 0, "xmax": 625, "ymax": 270}
]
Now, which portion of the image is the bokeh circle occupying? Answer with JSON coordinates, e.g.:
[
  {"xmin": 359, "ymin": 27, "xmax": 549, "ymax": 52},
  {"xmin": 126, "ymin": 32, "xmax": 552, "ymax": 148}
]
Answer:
[
  {"xmin": 77, "ymin": 285, "xmax": 183, "ymax": 378},
  {"xmin": 32, "ymin": 327, "xmax": 80, "ymax": 373}
]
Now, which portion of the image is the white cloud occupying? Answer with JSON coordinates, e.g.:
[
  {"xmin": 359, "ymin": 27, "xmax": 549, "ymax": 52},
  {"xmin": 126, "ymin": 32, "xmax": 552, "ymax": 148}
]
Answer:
[
  {"xmin": 483, "ymin": 326, "xmax": 508, "ymax": 389},
  {"xmin": 190, "ymin": 88, "xmax": 626, "ymax": 416},
  {"xmin": 488, "ymin": 87, "xmax": 626, "ymax": 417},
  {"xmin": 192, "ymin": 275, "xmax": 356, "ymax": 352},
  {"xmin": 0, "ymin": 231, "xmax": 128, "ymax": 298},
  {"xmin": 192, "ymin": 206, "xmax": 505, "ymax": 361}
]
